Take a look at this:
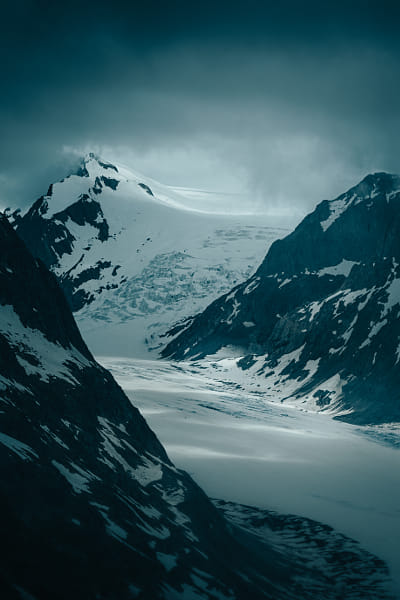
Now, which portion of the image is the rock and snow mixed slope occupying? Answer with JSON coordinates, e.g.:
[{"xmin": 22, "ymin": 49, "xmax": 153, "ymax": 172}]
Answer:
[
  {"xmin": 1, "ymin": 216, "xmax": 394, "ymax": 599},
  {"xmin": 13, "ymin": 153, "xmax": 288, "ymax": 356},
  {"xmin": 0, "ymin": 215, "xmax": 269, "ymax": 599},
  {"xmin": 163, "ymin": 173, "xmax": 400, "ymax": 425},
  {"xmin": 0, "ymin": 214, "xmax": 293, "ymax": 599}
]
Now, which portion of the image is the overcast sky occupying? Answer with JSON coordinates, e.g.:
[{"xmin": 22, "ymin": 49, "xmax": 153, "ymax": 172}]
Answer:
[{"xmin": 1, "ymin": 0, "xmax": 400, "ymax": 216}]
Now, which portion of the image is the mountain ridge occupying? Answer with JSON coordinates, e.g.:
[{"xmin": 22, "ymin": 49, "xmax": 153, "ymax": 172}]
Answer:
[{"xmin": 162, "ymin": 171, "xmax": 400, "ymax": 424}]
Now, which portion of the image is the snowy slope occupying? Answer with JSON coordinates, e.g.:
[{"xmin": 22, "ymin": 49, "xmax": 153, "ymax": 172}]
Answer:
[
  {"xmin": 163, "ymin": 173, "xmax": 400, "ymax": 424},
  {"xmin": 14, "ymin": 153, "xmax": 288, "ymax": 356}
]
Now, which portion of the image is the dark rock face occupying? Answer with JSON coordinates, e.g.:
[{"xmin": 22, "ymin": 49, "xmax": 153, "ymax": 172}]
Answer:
[
  {"xmin": 163, "ymin": 173, "xmax": 400, "ymax": 424},
  {"xmin": 138, "ymin": 182, "xmax": 154, "ymax": 196},
  {"xmin": 16, "ymin": 192, "xmax": 110, "ymax": 262},
  {"xmin": 96, "ymin": 156, "xmax": 119, "ymax": 172},
  {"xmin": 59, "ymin": 259, "xmax": 118, "ymax": 311},
  {"xmin": 101, "ymin": 176, "xmax": 119, "ymax": 190},
  {"xmin": 14, "ymin": 160, "xmax": 115, "ymax": 311},
  {"xmin": 0, "ymin": 216, "xmax": 262, "ymax": 599},
  {"xmin": 0, "ymin": 218, "xmax": 89, "ymax": 352}
]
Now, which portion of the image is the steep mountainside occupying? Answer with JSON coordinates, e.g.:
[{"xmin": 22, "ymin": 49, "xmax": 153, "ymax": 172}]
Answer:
[
  {"xmin": 163, "ymin": 173, "xmax": 400, "ymax": 425},
  {"xmin": 12, "ymin": 154, "xmax": 288, "ymax": 356},
  {"xmin": 0, "ymin": 216, "xmax": 394, "ymax": 599},
  {"xmin": 0, "ymin": 215, "xmax": 279, "ymax": 599}
]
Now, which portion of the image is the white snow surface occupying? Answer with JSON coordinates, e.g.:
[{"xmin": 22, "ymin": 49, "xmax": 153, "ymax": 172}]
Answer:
[
  {"xmin": 320, "ymin": 195, "xmax": 354, "ymax": 232},
  {"xmin": 317, "ymin": 259, "xmax": 359, "ymax": 278},
  {"xmin": 33, "ymin": 154, "xmax": 290, "ymax": 357},
  {"xmin": 99, "ymin": 356, "xmax": 400, "ymax": 598}
]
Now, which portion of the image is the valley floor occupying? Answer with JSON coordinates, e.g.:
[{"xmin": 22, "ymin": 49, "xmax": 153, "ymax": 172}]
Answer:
[{"xmin": 99, "ymin": 356, "xmax": 400, "ymax": 598}]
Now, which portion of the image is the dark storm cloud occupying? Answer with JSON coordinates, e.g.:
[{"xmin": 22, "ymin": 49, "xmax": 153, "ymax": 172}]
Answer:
[{"xmin": 1, "ymin": 0, "xmax": 400, "ymax": 213}]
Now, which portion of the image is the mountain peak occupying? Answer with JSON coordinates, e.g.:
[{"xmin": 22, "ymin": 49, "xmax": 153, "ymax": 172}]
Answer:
[
  {"xmin": 315, "ymin": 171, "xmax": 400, "ymax": 234},
  {"xmin": 80, "ymin": 152, "xmax": 119, "ymax": 175},
  {"xmin": 162, "ymin": 170, "xmax": 400, "ymax": 425},
  {"xmin": 349, "ymin": 171, "xmax": 400, "ymax": 199}
]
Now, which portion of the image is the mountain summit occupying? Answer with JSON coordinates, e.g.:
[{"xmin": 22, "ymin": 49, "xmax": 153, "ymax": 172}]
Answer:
[
  {"xmin": 12, "ymin": 154, "xmax": 287, "ymax": 356},
  {"xmin": 163, "ymin": 172, "xmax": 400, "ymax": 425}
]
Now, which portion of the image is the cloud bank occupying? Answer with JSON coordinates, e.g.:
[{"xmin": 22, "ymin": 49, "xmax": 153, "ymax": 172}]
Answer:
[{"xmin": 1, "ymin": 0, "xmax": 399, "ymax": 215}]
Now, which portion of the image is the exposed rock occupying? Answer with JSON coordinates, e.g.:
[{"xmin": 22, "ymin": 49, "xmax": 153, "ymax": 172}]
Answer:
[{"xmin": 163, "ymin": 173, "xmax": 400, "ymax": 424}]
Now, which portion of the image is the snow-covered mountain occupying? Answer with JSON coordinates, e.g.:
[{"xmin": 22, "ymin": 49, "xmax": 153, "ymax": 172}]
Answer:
[
  {"xmin": 12, "ymin": 153, "xmax": 288, "ymax": 356},
  {"xmin": 163, "ymin": 173, "xmax": 400, "ymax": 425},
  {"xmin": 1, "ymin": 215, "xmax": 393, "ymax": 599}
]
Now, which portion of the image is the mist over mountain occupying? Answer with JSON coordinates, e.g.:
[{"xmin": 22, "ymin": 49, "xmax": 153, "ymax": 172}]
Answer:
[{"xmin": 1, "ymin": 1, "xmax": 400, "ymax": 215}]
